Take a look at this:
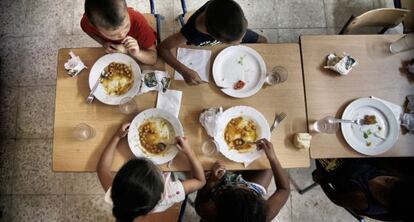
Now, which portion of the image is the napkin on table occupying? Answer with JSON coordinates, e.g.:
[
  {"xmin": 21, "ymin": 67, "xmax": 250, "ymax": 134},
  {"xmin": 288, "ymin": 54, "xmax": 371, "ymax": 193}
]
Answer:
[
  {"xmin": 175, "ymin": 48, "xmax": 212, "ymax": 82},
  {"xmin": 156, "ymin": 89, "xmax": 182, "ymax": 118},
  {"xmin": 370, "ymin": 96, "xmax": 403, "ymax": 124}
]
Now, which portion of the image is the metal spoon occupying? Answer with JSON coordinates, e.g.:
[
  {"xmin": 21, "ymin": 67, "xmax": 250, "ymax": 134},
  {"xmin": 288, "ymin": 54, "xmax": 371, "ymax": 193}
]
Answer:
[
  {"xmin": 156, "ymin": 142, "xmax": 175, "ymax": 150},
  {"xmin": 330, "ymin": 118, "xmax": 365, "ymax": 125}
]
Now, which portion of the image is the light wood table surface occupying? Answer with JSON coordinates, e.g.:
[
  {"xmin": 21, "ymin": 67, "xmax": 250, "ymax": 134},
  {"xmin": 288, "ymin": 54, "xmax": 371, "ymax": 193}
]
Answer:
[
  {"xmin": 53, "ymin": 44, "xmax": 310, "ymax": 172},
  {"xmin": 300, "ymin": 35, "xmax": 414, "ymax": 159}
]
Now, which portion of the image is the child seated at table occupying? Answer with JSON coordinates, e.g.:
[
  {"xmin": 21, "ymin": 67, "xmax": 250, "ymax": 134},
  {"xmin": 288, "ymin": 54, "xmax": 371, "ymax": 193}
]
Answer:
[
  {"xmin": 96, "ymin": 123, "xmax": 206, "ymax": 222},
  {"xmin": 158, "ymin": 0, "xmax": 267, "ymax": 85},
  {"xmin": 81, "ymin": 0, "xmax": 157, "ymax": 65},
  {"xmin": 312, "ymin": 158, "xmax": 414, "ymax": 221},
  {"xmin": 194, "ymin": 139, "xmax": 290, "ymax": 222}
]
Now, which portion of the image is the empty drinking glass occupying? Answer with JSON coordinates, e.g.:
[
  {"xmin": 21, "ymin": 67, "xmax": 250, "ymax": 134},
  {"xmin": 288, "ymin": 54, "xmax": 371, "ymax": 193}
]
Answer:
[
  {"xmin": 265, "ymin": 66, "xmax": 288, "ymax": 86},
  {"xmin": 73, "ymin": 123, "xmax": 96, "ymax": 141},
  {"xmin": 201, "ymin": 139, "xmax": 219, "ymax": 156},
  {"xmin": 312, "ymin": 116, "xmax": 340, "ymax": 134},
  {"xmin": 119, "ymin": 97, "xmax": 138, "ymax": 115}
]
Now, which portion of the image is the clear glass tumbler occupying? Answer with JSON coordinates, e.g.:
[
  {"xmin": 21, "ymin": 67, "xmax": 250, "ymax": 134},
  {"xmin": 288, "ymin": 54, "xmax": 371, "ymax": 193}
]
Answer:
[
  {"xmin": 201, "ymin": 139, "xmax": 219, "ymax": 156},
  {"xmin": 265, "ymin": 66, "xmax": 288, "ymax": 86},
  {"xmin": 119, "ymin": 97, "xmax": 138, "ymax": 115},
  {"xmin": 312, "ymin": 116, "xmax": 340, "ymax": 134},
  {"xmin": 73, "ymin": 123, "xmax": 96, "ymax": 141}
]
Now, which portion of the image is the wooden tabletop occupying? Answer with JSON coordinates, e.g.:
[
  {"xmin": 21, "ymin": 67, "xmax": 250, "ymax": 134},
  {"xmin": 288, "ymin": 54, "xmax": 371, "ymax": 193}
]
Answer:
[
  {"xmin": 300, "ymin": 35, "xmax": 414, "ymax": 159},
  {"xmin": 53, "ymin": 44, "xmax": 310, "ymax": 172}
]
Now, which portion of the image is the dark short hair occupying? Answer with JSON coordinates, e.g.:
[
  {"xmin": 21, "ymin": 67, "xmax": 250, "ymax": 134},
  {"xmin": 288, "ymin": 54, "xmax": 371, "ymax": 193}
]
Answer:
[
  {"xmin": 205, "ymin": 0, "xmax": 248, "ymax": 42},
  {"xmin": 85, "ymin": 0, "xmax": 127, "ymax": 30},
  {"xmin": 214, "ymin": 187, "xmax": 266, "ymax": 222},
  {"xmin": 111, "ymin": 158, "xmax": 164, "ymax": 222},
  {"xmin": 389, "ymin": 178, "xmax": 414, "ymax": 221}
]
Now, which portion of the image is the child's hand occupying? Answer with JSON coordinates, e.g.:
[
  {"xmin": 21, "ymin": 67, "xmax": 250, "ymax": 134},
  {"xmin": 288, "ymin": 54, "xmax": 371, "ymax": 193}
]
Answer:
[
  {"xmin": 175, "ymin": 136, "xmax": 194, "ymax": 155},
  {"xmin": 210, "ymin": 161, "xmax": 226, "ymax": 181},
  {"xmin": 256, "ymin": 138, "xmax": 276, "ymax": 161},
  {"xmin": 122, "ymin": 36, "xmax": 140, "ymax": 57},
  {"xmin": 183, "ymin": 69, "xmax": 203, "ymax": 85},
  {"xmin": 103, "ymin": 42, "xmax": 127, "ymax": 54},
  {"xmin": 116, "ymin": 122, "xmax": 130, "ymax": 139}
]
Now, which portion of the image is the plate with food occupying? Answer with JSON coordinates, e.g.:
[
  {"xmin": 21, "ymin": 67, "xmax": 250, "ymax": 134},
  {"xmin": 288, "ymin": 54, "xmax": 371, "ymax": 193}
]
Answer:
[
  {"xmin": 341, "ymin": 97, "xmax": 399, "ymax": 156},
  {"xmin": 214, "ymin": 106, "xmax": 271, "ymax": 163},
  {"xmin": 212, "ymin": 46, "xmax": 266, "ymax": 98},
  {"xmin": 128, "ymin": 108, "xmax": 184, "ymax": 165},
  {"xmin": 89, "ymin": 53, "xmax": 141, "ymax": 105}
]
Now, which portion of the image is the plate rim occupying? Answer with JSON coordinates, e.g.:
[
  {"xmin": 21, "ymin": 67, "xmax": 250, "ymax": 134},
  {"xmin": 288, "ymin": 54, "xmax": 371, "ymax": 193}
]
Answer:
[
  {"xmin": 88, "ymin": 53, "xmax": 142, "ymax": 105},
  {"xmin": 127, "ymin": 108, "xmax": 184, "ymax": 165},
  {"xmin": 212, "ymin": 45, "xmax": 267, "ymax": 98},
  {"xmin": 341, "ymin": 97, "xmax": 399, "ymax": 156}
]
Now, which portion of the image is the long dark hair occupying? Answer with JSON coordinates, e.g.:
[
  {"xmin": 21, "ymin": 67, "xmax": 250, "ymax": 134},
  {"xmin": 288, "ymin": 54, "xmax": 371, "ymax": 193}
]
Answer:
[
  {"xmin": 214, "ymin": 187, "xmax": 266, "ymax": 222},
  {"xmin": 111, "ymin": 158, "xmax": 164, "ymax": 222}
]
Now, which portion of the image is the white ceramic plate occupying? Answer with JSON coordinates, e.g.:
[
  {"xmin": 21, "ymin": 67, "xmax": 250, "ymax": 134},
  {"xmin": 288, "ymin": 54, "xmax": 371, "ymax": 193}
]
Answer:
[
  {"xmin": 128, "ymin": 108, "xmax": 184, "ymax": 165},
  {"xmin": 214, "ymin": 106, "xmax": 271, "ymax": 163},
  {"xmin": 212, "ymin": 46, "xmax": 266, "ymax": 98},
  {"xmin": 341, "ymin": 98, "xmax": 399, "ymax": 156},
  {"xmin": 89, "ymin": 53, "xmax": 141, "ymax": 105}
]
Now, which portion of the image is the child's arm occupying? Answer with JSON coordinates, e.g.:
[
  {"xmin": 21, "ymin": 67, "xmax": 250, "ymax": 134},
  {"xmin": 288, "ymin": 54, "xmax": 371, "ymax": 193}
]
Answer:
[
  {"xmin": 256, "ymin": 139, "xmax": 290, "ymax": 222},
  {"xmin": 157, "ymin": 33, "xmax": 203, "ymax": 85},
  {"xmin": 97, "ymin": 123, "xmax": 130, "ymax": 192},
  {"xmin": 175, "ymin": 137, "xmax": 206, "ymax": 194},
  {"xmin": 122, "ymin": 36, "xmax": 157, "ymax": 65}
]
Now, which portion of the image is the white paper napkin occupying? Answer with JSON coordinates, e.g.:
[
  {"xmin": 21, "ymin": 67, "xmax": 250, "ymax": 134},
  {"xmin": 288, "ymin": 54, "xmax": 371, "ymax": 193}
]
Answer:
[
  {"xmin": 175, "ymin": 48, "xmax": 212, "ymax": 82},
  {"xmin": 156, "ymin": 89, "xmax": 182, "ymax": 118},
  {"xmin": 370, "ymin": 96, "xmax": 403, "ymax": 124},
  {"xmin": 199, "ymin": 107, "xmax": 223, "ymax": 137}
]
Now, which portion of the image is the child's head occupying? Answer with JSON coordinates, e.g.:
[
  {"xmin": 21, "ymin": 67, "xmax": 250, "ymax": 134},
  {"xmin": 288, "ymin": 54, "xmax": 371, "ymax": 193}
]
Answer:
[
  {"xmin": 205, "ymin": 0, "xmax": 248, "ymax": 44},
  {"xmin": 214, "ymin": 187, "xmax": 266, "ymax": 222},
  {"xmin": 85, "ymin": 0, "xmax": 130, "ymax": 40},
  {"xmin": 389, "ymin": 178, "xmax": 414, "ymax": 221},
  {"xmin": 111, "ymin": 158, "xmax": 164, "ymax": 222}
]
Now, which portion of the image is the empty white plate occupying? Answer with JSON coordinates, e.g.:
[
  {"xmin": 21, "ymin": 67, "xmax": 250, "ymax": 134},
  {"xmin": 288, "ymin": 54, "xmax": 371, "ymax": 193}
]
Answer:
[
  {"xmin": 212, "ymin": 46, "xmax": 266, "ymax": 98},
  {"xmin": 341, "ymin": 97, "xmax": 399, "ymax": 156}
]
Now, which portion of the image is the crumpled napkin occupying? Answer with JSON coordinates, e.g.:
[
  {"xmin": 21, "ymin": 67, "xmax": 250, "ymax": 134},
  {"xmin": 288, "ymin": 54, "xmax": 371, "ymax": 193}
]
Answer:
[
  {"xmin": 175, "ymin": 48, "xmax": 212, "ymax": 82},
  {"xmin": 370, "ymin": 96, "xmax": 402, "ymax": 124},
  {"xmin": 324, "ymin": 53, "xmax": 357, "ymax": 75},
  {"xmin": 199, "ymin": 107, "xmax": 223, "ymax": 137},
  {"xmin": 140, "ymin": 70, "xmax": 171, "ymax": 94},
  {"xmin": 156, "ymin": 89, "xmax": 182, "ymax": 118},
  {"xmin": 64, "ymin": 51, "xmax": 87, "ymax": 77}
]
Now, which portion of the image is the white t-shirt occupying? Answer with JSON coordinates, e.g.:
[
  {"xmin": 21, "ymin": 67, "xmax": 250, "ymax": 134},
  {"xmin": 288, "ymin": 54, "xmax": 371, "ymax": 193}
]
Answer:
[{"xmin": 104, "ymin": 172, "xmax": 185, "ymax": 213}]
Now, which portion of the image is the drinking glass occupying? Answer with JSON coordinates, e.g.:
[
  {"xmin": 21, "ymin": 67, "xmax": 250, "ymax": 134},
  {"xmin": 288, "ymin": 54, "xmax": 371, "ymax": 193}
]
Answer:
[
  {"xmin": 201, "ymin": 139, "xmax": 218, "ymax": 156},
  {"xmin": 311, "ymin": 116, "xmax": 340, "ymax": 134},
  {"xmin": 390, "ymin": 33, "xmax": 414, "ymax": 54},
  {"xmin": 73, "ymin": 123, "xmax": 96, "ymax": 141},
  {"xmin": 119, "ymin": 97, "xmax": 138, "ymax": 115},
  {"xmin": 265, "ymin": 66, "xmax": 288, "ymax": 86}
]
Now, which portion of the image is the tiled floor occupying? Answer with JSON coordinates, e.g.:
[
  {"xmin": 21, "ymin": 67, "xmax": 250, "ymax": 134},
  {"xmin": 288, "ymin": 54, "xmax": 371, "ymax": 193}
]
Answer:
[{"xmin": 0, "ymin": 0, "xmax": 395, "ymax": 221}]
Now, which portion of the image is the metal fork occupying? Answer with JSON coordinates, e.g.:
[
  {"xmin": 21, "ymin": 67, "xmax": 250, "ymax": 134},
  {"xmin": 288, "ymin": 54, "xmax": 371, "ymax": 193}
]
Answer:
[
  {"xmin": 270, "ymin": 112, "xmax": 287, "ymax": 132},
  {"xmin": 86, "ymin": 71, "xmax": 107, "ymax": 104}
]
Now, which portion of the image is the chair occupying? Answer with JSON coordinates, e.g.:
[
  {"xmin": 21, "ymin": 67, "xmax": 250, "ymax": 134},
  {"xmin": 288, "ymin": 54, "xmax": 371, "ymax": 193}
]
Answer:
[
  {"xmin": 139, "ymin": 0, "xmax": 162, "ymax": 44},
  {"xmin": 290, "ymin": 160, "xmax": 366, "ymax": 222},
  {"xmin": 177, "ymin": 0, "xmax": 195, "ymax": 27},
  {"xmin": 339, "ymin": 8, "xmax": 410, "ymax": 34},
  {"xmin": 394, "ymin": 0, "xmax": 414, "ymax": 33}
]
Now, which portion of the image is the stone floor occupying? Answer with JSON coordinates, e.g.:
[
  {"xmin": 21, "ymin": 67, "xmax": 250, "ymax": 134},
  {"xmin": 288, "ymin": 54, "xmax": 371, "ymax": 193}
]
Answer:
[{"xmin": 0, "ymin": 0, "xmax": 396, "ymax": 221}]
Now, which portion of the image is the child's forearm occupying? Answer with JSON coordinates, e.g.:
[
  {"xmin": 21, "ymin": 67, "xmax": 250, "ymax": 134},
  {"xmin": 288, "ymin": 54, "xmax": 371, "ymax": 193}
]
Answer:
[
  {"xmin": 186, "ymin": 152, "xmax": 206, "ymax": 184},
  {"xmin": 97, "ymin": 134, "xmax": 121, "ymax": 191},
  {"xmin": 133, "ymin": 48, "xmax": 157, "ymax": 65},
  {"xmin": 158, "ymin": 46, "xmax": 193, "ymax": 77},
  {"xmin": 269, "ymin": 156, "xmax": 290, "ymax": 191}
]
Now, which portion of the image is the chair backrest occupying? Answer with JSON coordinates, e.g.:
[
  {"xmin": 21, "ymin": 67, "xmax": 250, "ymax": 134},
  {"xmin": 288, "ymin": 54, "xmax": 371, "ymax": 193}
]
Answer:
[
  {"xmin": 343, "ymin": 8, "xmax": 410, "ymax": 34},
  {"xmin": 136, "ymin": 203, "xmax": 182, "ymax": 222},
  {"xmin": 183, "ymin": 11, "xmax": 195, "ymax": 24},
  {"xmin": 400, "ymin": 0, "xmax": 414, "ymax": 32}
]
